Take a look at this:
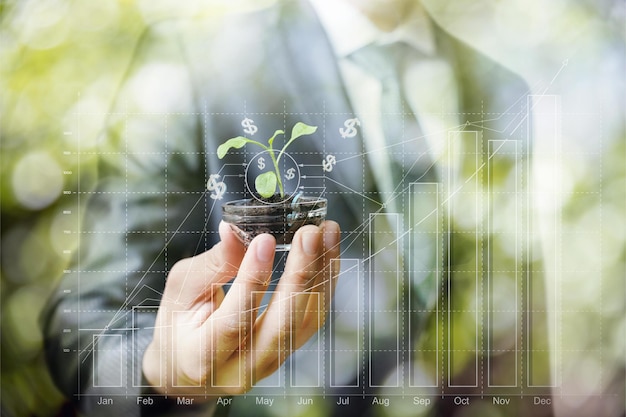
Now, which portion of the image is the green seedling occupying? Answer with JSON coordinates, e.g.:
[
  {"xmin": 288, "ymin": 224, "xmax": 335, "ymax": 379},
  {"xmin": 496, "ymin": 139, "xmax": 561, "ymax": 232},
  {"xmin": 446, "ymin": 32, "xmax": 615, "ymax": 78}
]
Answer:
[{"xmin": 217, "ymin": 122, "xmax": 317, "ymax": 199}]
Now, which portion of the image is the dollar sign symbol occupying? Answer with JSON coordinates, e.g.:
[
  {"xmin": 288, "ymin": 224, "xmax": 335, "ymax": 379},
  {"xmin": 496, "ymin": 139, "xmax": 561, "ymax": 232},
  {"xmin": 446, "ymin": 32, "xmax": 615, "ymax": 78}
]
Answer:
[
  {"xmin": 339, "ymin": 117, "xmax": 360, "ymax": 138},
  {"xmin": 257, "ymin": 156, "xmax": 266, "ymax": 170},
  {"xmin": 285, "ymin": 167, "xmax": 295, "ymax": 180},
  {"xmin": 241, "ymin": 118, "xmax": 258, "ymax": 136},
  {"xmin": 322, "ymin": 154, "xmax": 337, "ymax": 172},
  {"xmin": 207, "ymin": 174, "xmax": 226, "ymax": 200}
]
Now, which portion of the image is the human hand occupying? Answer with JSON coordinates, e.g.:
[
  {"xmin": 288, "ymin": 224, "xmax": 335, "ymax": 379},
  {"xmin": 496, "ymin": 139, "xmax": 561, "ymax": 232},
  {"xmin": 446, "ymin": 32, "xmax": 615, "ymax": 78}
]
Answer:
[{"xmin": 142, "ymin": 220, "xmax": 340, "ymax": 396}]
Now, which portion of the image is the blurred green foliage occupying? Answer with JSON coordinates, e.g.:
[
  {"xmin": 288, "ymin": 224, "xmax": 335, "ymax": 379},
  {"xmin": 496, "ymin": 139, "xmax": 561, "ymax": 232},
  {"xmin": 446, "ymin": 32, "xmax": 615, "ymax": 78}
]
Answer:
[
  {"xmin": 1, "ymin": 1, "xmax": 624, "ymax": 417},
  {"xmin": 1, "ymin": 1, "xmax": 146, "ymax": 415}
]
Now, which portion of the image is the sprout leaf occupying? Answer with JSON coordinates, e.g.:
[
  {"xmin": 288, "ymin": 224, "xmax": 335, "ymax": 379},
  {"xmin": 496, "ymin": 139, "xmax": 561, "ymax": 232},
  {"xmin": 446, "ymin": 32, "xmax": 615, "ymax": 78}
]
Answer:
[
  {"xmin": 278, "ymin": 122, "xmax": 317, "ymax": 162},
  {"xmin": 255, "ymin": 171, "xmax": 277, "ymax": 198},
  {"xmin": 217, "ymin": 136, "xmax": 250, "ymax": 159},
  {"xmin": 290, "ymin": 122, "xmax": 317, "ymax": 142},
  {"xmin": 267, "ymin": 129, "xmax": 285, "ymax": 147}
]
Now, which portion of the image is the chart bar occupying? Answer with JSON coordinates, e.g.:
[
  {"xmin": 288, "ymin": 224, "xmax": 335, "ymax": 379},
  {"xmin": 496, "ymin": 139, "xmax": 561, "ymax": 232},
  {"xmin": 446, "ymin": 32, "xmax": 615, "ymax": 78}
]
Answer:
[
  {"xmin": 253, "ymin": 291, "xmax": 282, "ymax": 387},
  {"xmin": 291, "ymin": 292, "xmax": 321, "ymax": 387},
  {"xmin": 133, "ymin": 306, "xmax": 160, "ymax": 387},
  {"xmin": 369, "ymin": 213, "xmax": 400, "ymax": 387},
  {"xmin": 93, "ymin": 334, "xmax": 123, "ymax": 388},
  {"xmin": 330, "ymin": 259, "xmax": 361, "ymax": 388},
  {"xmin": 211, "ymin": 283, "xmax": 242, "ymax": 388},
  {"xmin": 408, "ymin": 182, "xmax": 440, "ymax": 387},
  {"xmin": 447, "ymin": 131, "xmax": 480, "ymax": 387},
  {"xmin": 487, "ymin": 140, "xmax": 520, "ymax": 387},
  {"xmin": 527, "ymin": 95, "xmax": 561, "ymax": 387}
]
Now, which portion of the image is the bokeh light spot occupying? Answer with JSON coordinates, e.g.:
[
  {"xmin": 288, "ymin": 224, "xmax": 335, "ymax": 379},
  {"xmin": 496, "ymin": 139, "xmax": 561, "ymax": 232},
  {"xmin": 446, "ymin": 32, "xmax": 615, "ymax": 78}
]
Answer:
[{"xmin": 11, "ymin": 151, "xmax": 63, "ymax": 210}]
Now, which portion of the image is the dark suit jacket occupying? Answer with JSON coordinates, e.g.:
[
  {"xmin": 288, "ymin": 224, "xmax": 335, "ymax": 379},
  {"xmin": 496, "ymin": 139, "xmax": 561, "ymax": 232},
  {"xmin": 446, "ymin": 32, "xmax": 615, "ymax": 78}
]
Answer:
[{"xmin": 43, "ymin": 1, "xmax": 530, "ymax": 416}]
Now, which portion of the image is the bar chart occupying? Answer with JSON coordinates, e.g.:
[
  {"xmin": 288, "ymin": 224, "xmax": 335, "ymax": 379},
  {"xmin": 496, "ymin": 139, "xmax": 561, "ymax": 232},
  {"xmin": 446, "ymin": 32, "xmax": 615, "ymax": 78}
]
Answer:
[{"xmin": 60, "ymin": 92, "xmax": 617, "ymax": 415}]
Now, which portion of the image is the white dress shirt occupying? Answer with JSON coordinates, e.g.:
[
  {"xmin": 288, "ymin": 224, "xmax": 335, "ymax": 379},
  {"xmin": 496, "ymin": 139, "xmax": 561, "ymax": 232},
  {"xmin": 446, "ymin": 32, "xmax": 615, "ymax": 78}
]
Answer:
[{"xmin": 310, "ymin": 0, "xmax": 460, "ymax": 212}]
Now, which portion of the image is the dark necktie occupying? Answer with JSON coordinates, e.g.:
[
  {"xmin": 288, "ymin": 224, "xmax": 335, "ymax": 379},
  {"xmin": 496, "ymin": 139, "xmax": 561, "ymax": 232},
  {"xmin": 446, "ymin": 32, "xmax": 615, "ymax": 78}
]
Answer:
[{"xmin": 349, "ymin": 41, "xmax": 426, "ymax": 192}]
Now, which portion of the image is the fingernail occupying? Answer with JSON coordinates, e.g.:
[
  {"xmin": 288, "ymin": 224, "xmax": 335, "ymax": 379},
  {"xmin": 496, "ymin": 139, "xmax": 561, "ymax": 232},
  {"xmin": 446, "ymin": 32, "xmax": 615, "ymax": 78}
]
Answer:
[
  {"xmin": 255, "ymin": 234, "xmax": 275, "ymax": 263},
  {"xmin": 302, "ymin": 227, "xmax": 321, "ymax": 256},
  {"xmin": 323, "ymin": 222, "xmax": 340, "ymax": 251},
  {"xmin": 218, "ymin": 221, "xmax": 232, "ymax": 239}
]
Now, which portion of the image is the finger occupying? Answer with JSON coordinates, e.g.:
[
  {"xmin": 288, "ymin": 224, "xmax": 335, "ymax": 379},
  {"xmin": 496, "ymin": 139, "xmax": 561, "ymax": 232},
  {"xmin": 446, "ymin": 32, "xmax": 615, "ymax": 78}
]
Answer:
[
  {"xmin": 164, "ymin": 221, "xmax": 245, "ymax": 308},
  {"xmin": 301, "ymin": 220, "xmax": 341, "ymax": 342},
  {"xmin": 281, "ymin": 224, "xmax": 325, "ymax": 330},
  {"xmin": 251, "ymin": 225, "xmax": 324, "ymax": 371},
  {"xmin": 206, "ymin": 233, "xmax": 276, "ymax": 362}
]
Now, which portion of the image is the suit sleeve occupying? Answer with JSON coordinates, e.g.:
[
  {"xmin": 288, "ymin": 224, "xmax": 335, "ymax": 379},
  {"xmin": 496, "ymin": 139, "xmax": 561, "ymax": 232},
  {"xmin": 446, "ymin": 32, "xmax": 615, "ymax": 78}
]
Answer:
[{"xmin": 41, "ymin": 20, "xmax": 220, "ymax": 416}]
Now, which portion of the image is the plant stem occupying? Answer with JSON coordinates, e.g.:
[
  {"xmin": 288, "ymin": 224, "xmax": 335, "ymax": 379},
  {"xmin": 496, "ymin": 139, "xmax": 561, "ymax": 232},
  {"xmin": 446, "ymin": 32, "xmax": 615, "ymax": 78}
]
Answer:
[{"xmin": 267, "ymin": 149, "xmax": 284, "ymax": 197}]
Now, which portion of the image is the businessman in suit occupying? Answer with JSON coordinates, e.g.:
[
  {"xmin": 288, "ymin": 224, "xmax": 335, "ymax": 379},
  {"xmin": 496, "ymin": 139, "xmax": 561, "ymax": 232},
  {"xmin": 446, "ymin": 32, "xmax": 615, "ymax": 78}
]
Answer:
[{"xmin": 43, "ymin": 0, "xmax": 530, "ymax": 416}]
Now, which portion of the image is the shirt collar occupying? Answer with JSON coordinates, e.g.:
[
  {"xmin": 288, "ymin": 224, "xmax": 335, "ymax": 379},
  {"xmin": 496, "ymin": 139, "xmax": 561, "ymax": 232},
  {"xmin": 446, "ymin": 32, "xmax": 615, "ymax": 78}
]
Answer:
[{"xmin": 309, "ymin": 0, "xmax": 437, "ymax": 58}]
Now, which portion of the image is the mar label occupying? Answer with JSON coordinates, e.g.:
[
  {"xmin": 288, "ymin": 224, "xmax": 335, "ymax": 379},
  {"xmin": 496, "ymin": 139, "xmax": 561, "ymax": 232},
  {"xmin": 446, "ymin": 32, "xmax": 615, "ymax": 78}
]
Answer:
[{"xmin": 177, "ymin": 397, "xmax": 194, "ymax": 405}]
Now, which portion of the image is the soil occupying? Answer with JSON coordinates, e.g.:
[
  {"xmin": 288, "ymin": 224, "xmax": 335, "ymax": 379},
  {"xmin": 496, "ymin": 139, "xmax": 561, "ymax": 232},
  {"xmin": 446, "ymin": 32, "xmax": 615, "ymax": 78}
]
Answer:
[{"xmin": 222, "ymin": 194, "xmax": 326, "ymax": 246}]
